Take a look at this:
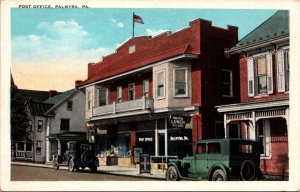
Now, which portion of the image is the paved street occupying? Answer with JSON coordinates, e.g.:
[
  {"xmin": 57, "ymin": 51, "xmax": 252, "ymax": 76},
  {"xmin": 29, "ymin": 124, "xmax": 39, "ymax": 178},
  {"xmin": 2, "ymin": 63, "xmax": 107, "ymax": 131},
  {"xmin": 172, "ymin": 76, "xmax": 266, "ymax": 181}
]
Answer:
[{"xmin": 11, "ymin": 165, "xmax": 159, "ymax": 181}]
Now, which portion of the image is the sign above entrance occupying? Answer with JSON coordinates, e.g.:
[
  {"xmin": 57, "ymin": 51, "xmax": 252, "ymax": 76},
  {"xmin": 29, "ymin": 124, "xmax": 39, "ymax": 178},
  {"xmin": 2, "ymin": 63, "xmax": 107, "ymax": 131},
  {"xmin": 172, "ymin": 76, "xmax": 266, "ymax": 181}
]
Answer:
[{"xmin": 169, "ymin": 115, "xmax": 186, "ymax": 128}]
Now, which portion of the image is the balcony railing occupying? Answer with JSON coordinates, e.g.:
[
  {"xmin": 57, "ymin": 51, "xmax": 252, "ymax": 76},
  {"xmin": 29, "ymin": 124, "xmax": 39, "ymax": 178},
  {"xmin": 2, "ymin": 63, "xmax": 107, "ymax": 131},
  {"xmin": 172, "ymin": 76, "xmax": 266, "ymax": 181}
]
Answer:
[{"xmin": 92, "ymin": 96, "xmax": 153, "ymax": 117}]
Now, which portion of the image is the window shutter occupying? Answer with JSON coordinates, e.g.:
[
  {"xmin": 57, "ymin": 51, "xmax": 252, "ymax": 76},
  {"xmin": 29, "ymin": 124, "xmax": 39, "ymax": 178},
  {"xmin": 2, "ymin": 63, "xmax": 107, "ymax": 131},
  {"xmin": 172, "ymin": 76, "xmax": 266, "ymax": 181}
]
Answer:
[
  {"xmin": 247, "ymin": 58, "xmax": 254, "ymax": 97},
  {"xmin": 266, "ymin": 53, "xmax": 273, "ymax": 94},
  {"xmin": 277, "ymin": 50, "xmax": 285, "ymax": 93}
]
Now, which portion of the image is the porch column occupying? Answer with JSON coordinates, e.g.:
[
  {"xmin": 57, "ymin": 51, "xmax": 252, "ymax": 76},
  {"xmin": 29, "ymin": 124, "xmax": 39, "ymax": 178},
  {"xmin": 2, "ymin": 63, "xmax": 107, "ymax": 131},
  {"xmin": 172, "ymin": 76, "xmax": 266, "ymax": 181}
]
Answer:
[
  {"xmin": 46, "ymin": 139, "xmax": 51, "ymax": 162},
  {"xmin": 155, "ymin": 119, "xmax": 158, "ymax": 156},
  {"xmin": 249, "ymin": 112, "xmax": 256, "ymax": 140},
  {"xmin": 224, "ymin": 114, "xmax": 227, "ymax": 138},
  {"xmin": 164, "ymin": 117, "xmax": 168, "ymax": 156},
  {"xmin": 57, "ymin": 139, "xmax": 61, "ymax": 155}
]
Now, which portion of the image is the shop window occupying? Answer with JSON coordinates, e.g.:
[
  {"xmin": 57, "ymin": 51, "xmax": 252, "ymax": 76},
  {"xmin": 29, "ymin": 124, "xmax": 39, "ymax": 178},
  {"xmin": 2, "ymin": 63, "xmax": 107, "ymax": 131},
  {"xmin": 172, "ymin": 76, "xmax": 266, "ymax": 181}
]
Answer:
[
  {"xmin": 37, "ymin": 120, "xmax": 43, "ymax": 132},
  {"xmin": 67, "ymin": 100, "xmax": 73, "ymax": 111},
  {"xmin": 87, "ymin": 91, "xmax": 92, "ymax": 110},
  {"xmin": 156, "ymin": 70, "xmax": 165, "ymax": 99},
  {"xmin": 36, "ymin": 141, "xmax": 42, "ymax": 154},
  {"xmin": 117, "ymin": 132, "xmax": 130, "ymax": 157},
  {"xmin": 174, "ymin": 68, "xmax": 188, "ymax": 97},
  {"xmin": 116, "ymin": 86, "xmax": 122, "ymax": 103},
  {"xmin": 128, "ymin": 83, "xmax": 135, "ymax": 100},
  {"xmin": 60, "ymin": 119, "xmax": 70, "ymax": 131},
  {"xmin": 222, "ymin": 69, "xmax": 233, "ymax": 97},
  {"xmin": 98, "ymin": 88, "xmax": 108, "ymax": 106},
  {"xmin": 143, "ymin": 80, "xmax": 149, "ymax": 97}
]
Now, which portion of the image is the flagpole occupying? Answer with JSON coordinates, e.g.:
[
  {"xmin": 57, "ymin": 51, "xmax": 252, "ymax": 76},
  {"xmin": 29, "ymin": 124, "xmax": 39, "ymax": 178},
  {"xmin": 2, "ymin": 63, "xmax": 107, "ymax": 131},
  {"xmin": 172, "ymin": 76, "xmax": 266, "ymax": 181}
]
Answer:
[{"xmin": 132, "ymin": 12, "xmax": 135, "ymax": 37}]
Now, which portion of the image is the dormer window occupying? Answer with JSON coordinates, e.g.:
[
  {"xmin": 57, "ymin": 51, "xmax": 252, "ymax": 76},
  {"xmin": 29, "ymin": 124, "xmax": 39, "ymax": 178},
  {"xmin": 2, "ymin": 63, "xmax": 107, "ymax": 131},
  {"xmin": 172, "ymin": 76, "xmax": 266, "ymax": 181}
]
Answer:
[{"xmin": 129, "ymin": 45, "xmax": 136, "ymax": 54}]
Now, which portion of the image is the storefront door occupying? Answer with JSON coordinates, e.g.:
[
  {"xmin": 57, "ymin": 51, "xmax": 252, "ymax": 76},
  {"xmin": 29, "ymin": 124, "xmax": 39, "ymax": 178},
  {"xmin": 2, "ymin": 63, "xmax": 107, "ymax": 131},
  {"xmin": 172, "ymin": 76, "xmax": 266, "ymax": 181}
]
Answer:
[{"xmin": 158, "ymin": 133, "xmax": 165, "ymax": 156}]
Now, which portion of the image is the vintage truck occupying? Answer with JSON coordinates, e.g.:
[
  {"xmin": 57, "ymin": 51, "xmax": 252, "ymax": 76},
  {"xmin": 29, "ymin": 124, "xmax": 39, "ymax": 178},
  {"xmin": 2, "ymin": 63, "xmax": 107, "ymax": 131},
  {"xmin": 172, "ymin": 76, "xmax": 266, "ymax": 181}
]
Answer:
[
  {"xmin": 166, "ymin": 138, "xmax": 262, "ymax": 181},
  {"xmin": 52, "ymin": 141, "xmax": 99, "ymax": 172}
]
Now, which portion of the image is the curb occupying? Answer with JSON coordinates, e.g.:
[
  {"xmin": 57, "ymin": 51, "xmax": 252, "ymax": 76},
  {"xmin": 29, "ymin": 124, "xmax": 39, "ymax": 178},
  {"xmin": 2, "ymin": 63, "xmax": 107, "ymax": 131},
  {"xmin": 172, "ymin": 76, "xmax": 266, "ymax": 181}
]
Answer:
[{"xmin": 11, "ymin": 162, "xmax": 165, "ymax": 181}]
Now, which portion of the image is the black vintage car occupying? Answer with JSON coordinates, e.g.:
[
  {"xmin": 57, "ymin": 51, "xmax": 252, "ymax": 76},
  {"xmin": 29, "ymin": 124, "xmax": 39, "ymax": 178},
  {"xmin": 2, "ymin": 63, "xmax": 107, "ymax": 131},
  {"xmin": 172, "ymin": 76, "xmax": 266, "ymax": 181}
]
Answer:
[{"xmin": 53, "ymin": 141, "xmax": 99, "ymax": 172}]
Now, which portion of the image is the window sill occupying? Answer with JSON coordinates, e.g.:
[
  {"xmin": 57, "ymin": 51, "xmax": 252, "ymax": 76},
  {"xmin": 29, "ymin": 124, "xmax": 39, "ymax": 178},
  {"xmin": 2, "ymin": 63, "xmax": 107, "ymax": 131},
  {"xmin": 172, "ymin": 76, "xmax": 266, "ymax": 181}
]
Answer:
[
  {"xmin": 254, "ymin": 94, "xmax": 269, "ymax": 99},
  {"xmin": 260, "ymin": 156, "xmax": 272, "ymax": 160},
  {"xmin": 174, "ymin": 95, "xmax": 189, "ymax": 98},
  {"xmin": 156, "ymin": 97, "xmax": 165, "ymax": 100},
  {"xmin": 222, "ymin": 95, "xmax": 233, "ymax": 98}
]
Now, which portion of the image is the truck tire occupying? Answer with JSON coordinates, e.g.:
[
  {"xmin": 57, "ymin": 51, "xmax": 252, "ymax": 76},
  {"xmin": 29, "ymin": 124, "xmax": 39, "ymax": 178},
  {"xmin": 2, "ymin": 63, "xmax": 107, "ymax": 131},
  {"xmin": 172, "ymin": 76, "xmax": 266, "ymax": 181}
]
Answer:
[
  {"xmin": 240, "ymin": 160, "xmax": 257, "ymax": 181},
  {"xmin": 166, "ymin": 166, "xmax": 179, "ymax": 181},
  {"xmin": 68, "ymin": 158, "xmax": 76, "ymax": 172},
  {"xmin": 211, "ymin": 169, "xmax": 227, "ymax": 181}
]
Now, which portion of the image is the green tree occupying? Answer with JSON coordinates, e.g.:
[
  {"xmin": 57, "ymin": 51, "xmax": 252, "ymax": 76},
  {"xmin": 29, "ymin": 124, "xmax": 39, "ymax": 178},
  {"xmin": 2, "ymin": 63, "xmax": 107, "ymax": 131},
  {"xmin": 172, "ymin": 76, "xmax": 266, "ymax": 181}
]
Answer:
[{"xmin": 11, "ymin": 84, "xmax": 29, "ymax": 141}]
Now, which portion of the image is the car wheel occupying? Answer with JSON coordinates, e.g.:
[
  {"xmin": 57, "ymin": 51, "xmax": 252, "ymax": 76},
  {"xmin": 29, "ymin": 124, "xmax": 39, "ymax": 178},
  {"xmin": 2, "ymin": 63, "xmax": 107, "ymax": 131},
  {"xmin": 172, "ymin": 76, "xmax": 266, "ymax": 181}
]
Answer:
[
  {"xmin": 81, "ymin": 151, "xmax": 93, "ymax": 165},
  {"xmin": 240, "ymin": 160, "xmax": 257, "ymax": 181},
  {"xmin": 53, "ymin": 158, "xmax": 59, "ymax": 170},
  {"xmin": 211, "ymin": 169, "xmax": 227, "ymax": 181},
  {"xmin": 166, "ymin": 166, "xmax": 179, "ymax": 181},
  {"xmin": 68, "ymin": 158, "xmax": 76, "ymax": 172}
]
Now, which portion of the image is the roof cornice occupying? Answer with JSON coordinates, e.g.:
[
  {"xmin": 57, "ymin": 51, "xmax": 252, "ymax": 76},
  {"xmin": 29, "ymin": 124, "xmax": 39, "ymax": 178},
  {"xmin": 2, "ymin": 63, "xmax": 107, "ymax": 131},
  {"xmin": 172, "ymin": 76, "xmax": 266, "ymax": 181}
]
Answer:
[{"xmin": 229, "ymin": 35, "xmax": 289, "ymax": 54}]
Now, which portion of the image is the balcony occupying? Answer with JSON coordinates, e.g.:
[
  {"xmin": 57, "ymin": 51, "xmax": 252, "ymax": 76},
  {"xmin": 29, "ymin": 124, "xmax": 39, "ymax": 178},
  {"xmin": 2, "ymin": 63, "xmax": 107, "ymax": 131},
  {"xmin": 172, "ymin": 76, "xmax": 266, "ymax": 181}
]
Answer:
[{"xmin": 92, "ymin": 96, "xmax": 154, "ymax": 118}]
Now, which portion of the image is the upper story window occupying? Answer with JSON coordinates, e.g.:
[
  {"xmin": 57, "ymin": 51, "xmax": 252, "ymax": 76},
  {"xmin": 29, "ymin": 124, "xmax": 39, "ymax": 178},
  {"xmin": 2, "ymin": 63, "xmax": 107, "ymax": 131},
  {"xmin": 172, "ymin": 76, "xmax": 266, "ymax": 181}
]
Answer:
[
  {"xmin": 117, "ymin": 86, "xmax": 122, "ymax": 103},
  {"xmin": 87, "ymin": 91, "xmax": 92, "ymax": 110},
  {"xmin": 60, "ymin": 119, "xmax": 70, "ymax": 131},
  {"xmin": 247, "ymin": 52, "xmax": 273, "ymax": 97},
  {"xmin": 156, "ymin": 70, "xmax": 165, "ymax": 99},
  {"xmin": 37, "ymin": 120, "xmax": 43, "ymax": 132},
  {"xmin": 67, "ymin": 100, "xmax": 73, "ymax": 111},
  {"xmin": 277, "ymin": 48, "xmax": 289, "ymax": 93},
  {"xmin": 143, "ymin": 80, "xmax": 149, "ymax": 97},
  {"xmin": 174, "ymin": 68, "xmax": 188, "ymax": 97},
  {"xmin": 222, "ymin": 69, "xmax": 233, "ymax": 97},
  {"xmin": 128, "ymin": 83, "xmax": 135, "ymax": 100},
  {"xmin": 255, "ymin": 56, "xmax": 268, "ymax": 94},
  {"xmin": 98, "ymin": 88, "xmax": 108, "ymax": 106},
  {"xmin": 28, "ymin": 120, "xmax": 32, "ymax": 132}
]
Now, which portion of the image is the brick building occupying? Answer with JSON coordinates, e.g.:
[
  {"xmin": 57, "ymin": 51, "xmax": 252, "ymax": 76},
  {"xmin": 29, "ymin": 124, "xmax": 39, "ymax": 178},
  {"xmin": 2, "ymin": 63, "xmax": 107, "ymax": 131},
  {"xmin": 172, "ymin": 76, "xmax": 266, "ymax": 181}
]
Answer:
[
  {"xmin": 78, "ymin": 18, "xmax": 239, "ymax": 166},
  {"xmin": 217, "ymin": 11, "xmax": 289, "ymax": 179}
]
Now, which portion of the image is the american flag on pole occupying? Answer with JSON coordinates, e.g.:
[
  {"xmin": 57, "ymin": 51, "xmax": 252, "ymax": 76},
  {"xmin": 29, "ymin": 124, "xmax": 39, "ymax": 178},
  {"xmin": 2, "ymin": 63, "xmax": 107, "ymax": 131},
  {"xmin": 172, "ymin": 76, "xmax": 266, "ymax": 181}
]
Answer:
[{"xmin": 133, "ymin": 14, "xmax": 144, "ymax": 24}]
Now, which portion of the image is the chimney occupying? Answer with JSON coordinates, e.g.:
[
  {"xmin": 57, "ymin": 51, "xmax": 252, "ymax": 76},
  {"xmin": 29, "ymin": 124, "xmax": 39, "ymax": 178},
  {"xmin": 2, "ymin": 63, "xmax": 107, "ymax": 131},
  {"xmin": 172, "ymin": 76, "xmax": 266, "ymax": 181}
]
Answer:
[
  {"xmin": 49, "ymin": 90, "xmax": 58, "ymax": 98},
  {"xmin": 75, "ymin": 80, "xmax": 83, "ymax": 86}
]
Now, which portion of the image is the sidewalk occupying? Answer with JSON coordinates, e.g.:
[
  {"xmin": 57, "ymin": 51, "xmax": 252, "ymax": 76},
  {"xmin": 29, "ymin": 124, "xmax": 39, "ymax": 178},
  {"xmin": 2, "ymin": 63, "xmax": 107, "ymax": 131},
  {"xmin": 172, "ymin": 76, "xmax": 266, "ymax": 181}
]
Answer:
[{"xmin": 11, "ymin": 161, "xmax": 166, "ymax": 180}]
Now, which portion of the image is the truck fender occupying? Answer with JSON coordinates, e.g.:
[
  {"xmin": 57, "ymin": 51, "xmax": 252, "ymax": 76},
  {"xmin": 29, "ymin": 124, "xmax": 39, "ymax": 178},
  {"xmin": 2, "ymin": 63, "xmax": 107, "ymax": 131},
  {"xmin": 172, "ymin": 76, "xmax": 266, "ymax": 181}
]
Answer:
[
  {"xmin": 167, "ymin": 162, "xmax": 184, "ymax": 179},
  {"xmin": 208, "ymin": 164, "xmax": 229, "ymax": 180}
]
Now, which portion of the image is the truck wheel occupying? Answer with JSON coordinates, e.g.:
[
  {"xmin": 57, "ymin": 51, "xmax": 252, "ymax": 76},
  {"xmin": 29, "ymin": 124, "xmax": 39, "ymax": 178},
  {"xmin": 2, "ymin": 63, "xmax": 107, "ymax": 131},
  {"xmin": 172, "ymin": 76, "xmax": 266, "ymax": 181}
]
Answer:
[
  {"xmin": 240, "ymin": 160, "xmax": 257, "ymax": 181},
  {"xmin": 68, "ymin": 158, "xmax": 76, "ymax": 172},
  {"xmin": 53, "ymin": 158, "xmax": 59, "ymax": 170},
  {"xmin": 211, "ymin": 169, "xmax": 227, "ymax": 181},
  {"xmin": 166, "ymin": 166, "xmax": 179, "ymax": 181}
]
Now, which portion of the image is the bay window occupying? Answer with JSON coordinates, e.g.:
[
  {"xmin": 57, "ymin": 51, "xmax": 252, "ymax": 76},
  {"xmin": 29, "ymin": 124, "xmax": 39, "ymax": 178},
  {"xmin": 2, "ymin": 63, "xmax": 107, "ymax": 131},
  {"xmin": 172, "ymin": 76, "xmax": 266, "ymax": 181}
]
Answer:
[
  {"xmin": 156, "ymin": 70, "xmax": 165, "ymax": 99},
  {"xmin": 117, "ymin": 86, "xmax": 122, "ymax": 103},
  {"xmin": 174, "ymin": 68, "xmax": 188, "ymax": 97},
  {"xmin": 128, "ymin": 83, "xmax": 135, "ymax": 100},
  {"xmin": 143, "ymin": 80, "xmax": 149, "ymax": 97},
  {"xmin": 98, "ymin": 88, "xmax": 108, "ymax": 106}
]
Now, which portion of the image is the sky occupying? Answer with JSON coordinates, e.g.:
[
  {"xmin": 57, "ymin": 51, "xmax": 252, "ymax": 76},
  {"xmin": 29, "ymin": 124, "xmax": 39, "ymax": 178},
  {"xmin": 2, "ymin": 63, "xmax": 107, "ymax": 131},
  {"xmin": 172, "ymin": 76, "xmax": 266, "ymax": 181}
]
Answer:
[{"xmin": 11, "ymin": 8, "xmax": 278, "ymax": 91}]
